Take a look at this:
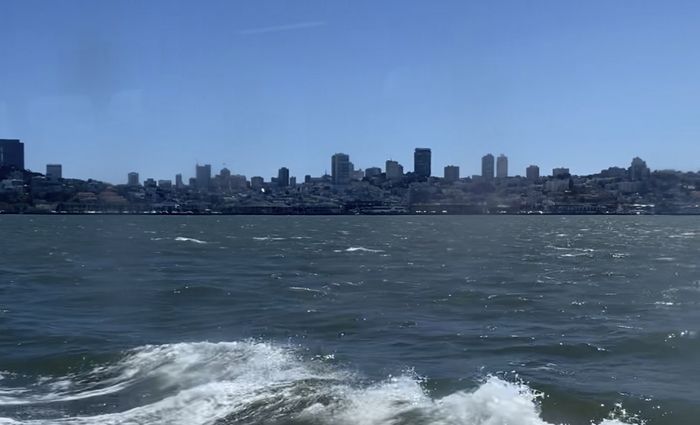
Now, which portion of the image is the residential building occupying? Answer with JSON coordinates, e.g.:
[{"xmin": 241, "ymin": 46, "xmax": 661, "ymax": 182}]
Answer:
[
  {"xmin": 46, "ymin": 164, "xmax": 62, "ymax": 181},
  {"xmin": 444, "ymin": 165, "xmax": 460, "ymax": 182},
  {"xmin": 128, "ymin": 172, "xmax": 140, "ymax": 186},
  {"xmin": 496, "ymin": 154, "xmax": 508, "ymax": 178},
  {"xmin": 385, "ymin": 160, "xmax": 404, "ymax": 181},
  {"xmin": 526, "ymin": 165, "xmax": 540, "ymax": 180},
  {"xmin": 481, "ymin": 154, "xmax": 495, "ymax": 179}
]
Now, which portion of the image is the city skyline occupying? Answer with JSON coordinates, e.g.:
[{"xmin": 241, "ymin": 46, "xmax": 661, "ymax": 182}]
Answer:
[
  {"xmin": 1, "ymin": 138, "xmax": 679, "ymax": 186},
  {"xmin": 2, "ymin": 1, "xmax": 700, "ymax": 182}
]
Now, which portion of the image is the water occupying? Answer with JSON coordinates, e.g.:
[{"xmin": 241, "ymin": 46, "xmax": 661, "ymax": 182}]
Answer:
[{"xmin": 0, "ymin": 215, "xmax": 698, "ymax": 425}]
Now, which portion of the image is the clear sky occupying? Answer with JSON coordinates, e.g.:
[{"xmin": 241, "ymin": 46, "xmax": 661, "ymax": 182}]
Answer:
[{"xmin": 1, "ymin": 0, "xmax": 699, "ymax": 183}]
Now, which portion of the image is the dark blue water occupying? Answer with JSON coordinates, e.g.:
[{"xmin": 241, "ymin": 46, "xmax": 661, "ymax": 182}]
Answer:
[{"xmin": 1, "ymin": 216, "xmax": 698, "ymax": 425}]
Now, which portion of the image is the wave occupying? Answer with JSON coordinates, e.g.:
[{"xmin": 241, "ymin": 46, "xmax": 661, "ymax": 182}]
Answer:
[
  {"xmin": 0, "ymin": 341, "xmax": 635, "ymax": 425},
  {"xmin": 173, "ymin": 237, "xmax": 207, "ymax": 244},
  {"xmin": 344, "ymin": 247, "xmax": 384, "ymax": 253}
]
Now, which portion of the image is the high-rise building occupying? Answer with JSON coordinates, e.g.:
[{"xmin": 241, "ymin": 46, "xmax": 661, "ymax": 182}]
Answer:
[
  {"xmin": 444, "ymin": 165, "xmax": 460, "ymax": 182},
  {"xmin": 552, "ymin": 167, "xmax": 570, "ymax": 178},
  {"xmin": 414, "ymin": 148, "xmax": 431, "ymax": 178},
  {"xmin": 629, "ymin": 157, "xmax": 650, "ymax": 180},
  {"xmin": 251, "ymin": 176, "xmax": 264, "ymax": 190},
  {"xmin": 196, "ymin": 164, "xmax": 211, "ymax": 190},
  {"xmin": 0, "ymin": 139, "xmax": 24, "ymax": 169},
  {"xmin": 364, "ymin": 167, "xmax": 382, "ymax": 178},
  {"xmin": 385, "ymin": 160, "xmax": 404, "ymax": 181},
  {"xmin": 331, "ymin": 153, "xmax": 351, "ymax": 185},
  {"xmin": 158, "ymin": 179, "xmax": 173, "ymax": 189},
  {"xmin": 278, "ymin": 167, "xmax": 290, "ymax": 187},
  {"xmin": 128, "ymin": 172, "xmax": 140, "ymax": 186},
  {"xmin": 496, "ymin": 154, "xmax": 508, "ymax": 178},
  {"xmin": 289, "ymin": 176, "xmax": 297, "ymax": 186},
  {"xmin": 46, "ymin": 164, "xmax": 62, "ymax": 181},
  {"xmin": 481, "ymin": 154, "xmax": 494, "ymax": 179},
  {"xmin": 175, "ymin": 174, "xmax": 184, "ymax": 189},
  {"xmin": 526, "ymin": 165, "xmax": 540, "ymax": 180}
]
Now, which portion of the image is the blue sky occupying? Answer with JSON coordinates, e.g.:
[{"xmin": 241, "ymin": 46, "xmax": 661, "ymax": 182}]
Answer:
[{"xmin": 1, "ymin": 0, "xmax": 699, "ymax": 183}]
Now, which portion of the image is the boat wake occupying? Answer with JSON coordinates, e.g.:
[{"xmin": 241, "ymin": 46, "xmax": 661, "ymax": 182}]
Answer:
[{"xmin": 0, "ymin": 341, "xmax": 634, "ymax": 425}]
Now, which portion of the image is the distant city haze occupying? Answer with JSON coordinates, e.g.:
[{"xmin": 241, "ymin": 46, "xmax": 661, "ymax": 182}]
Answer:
[{"xmin": 1, "ymin": 0, "xmax": 699, "ymax": 183}]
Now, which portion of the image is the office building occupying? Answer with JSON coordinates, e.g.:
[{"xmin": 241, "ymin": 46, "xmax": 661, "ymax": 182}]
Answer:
[
  {"xmin": 414, "ymin": 148, "xmax": 431, "ymax": 178},
  {"xmin": 0, "ymin": 139, "xmax": 24, "ymax": 169},
  {"xmin": 444, "ymin": 165, "xmax": 460, "ymax": 182},
  {"xmin": 289, "ymin": 176, "xmax": 296, "ymax": 186},
  {"xmin": 278, "ymin": 167, "xmax": 290, "ymax": 187},
  {"xmin": 481, "ymin": 154, "xmax": 494, "ymax": 179},
  {"xmin": 526, "ymin": 165, "xmax": 540, "ymax": 180},
  {"xmin": 128, "ymin": 172, "xmax": 140, "ymax": 186},
  {"xmin": 331, "ymin": 153, "xmax": 351, "ymax": 185},
  {"xmin": 385, "ymin": 160, "xmax": 404, "ymax": 181},
  {"xmin": 46, "ymin": 164, "xmax": 62, "ymax": 181},
  {"xmin": 175, "ymin": 174, "xmax": 184, "ymax": 189},
  {"xmin": 496, "ymin": 154, "xmax": 508, "ymax": 178},
  {"xmin": 196, "ymin": 164, "xmax": 211, "ymax": 190},
  {"xmin": 158, "ymin": 180, "xmax": 172, "ymax": 189}
]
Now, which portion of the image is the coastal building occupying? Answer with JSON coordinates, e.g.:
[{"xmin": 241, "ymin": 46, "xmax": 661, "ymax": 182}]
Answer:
[
  {"xmin": 0, "ymin": 139, "xmax": 24, "ymax": 169},
  {"xmin": 196, "ymin": 164, "xmax": 211, "ymax": 190},
  {"xmin": 526, "ymin": 165, "xmax": 540, "ymax": 180},
  {"xmin": 481, "ymin": 154, "xmax": 494, "ymax": 179},
  {"xmin": 128, "ymin": 172, "xmax": 140, "ymax": 186},
  {"xmin": 496, "ymin": 154, "xmax": 508, "ymax": 178},
  {"xmin": 278, "ymin": 167, "xmax": 290, "ymax": 187},
  {"xmin": 175, "ymin": 174, "xmax": 184, "ymax": 189},
  {"xmin": 289, "ymin": 176, "xmax": 296, "ymax": 186},
  {"xmin": 331, "ymin": 153, "xmax": 351, "ymax": 185},
  {"xmin": 414, "ymin": 148, "xmax": 431, "ymax": 178},
  {"xmin": 46, "ymin": 164, "xmax": 62, "ymax": 181},
  {"xmin": 385, "ymin": 160, "xmax": 404, "ymax": 181},
  {"xmin": 444, "ymin": 165, "xmax": 460, "ymax": 182}
]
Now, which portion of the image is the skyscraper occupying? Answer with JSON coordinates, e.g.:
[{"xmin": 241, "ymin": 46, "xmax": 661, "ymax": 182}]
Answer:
[
  {"xmin": 128, "ymin": 172, "xmax": 140, "ymax": 186},
  {"xmin": 196, "ymin": 164, "xmax": 211, "ymax": 190},
  {"xmin": 481, "ymin": 154, "xmax": 494, "ymax": 179},
  {"xmin": 331, "ymin": 153, "xmax": 351, "ymax": 185},
  {"xmin": 526, "ymin": 165, "xmax": 540, "ymax": 180},
  {"xmin": 496, "ymin": 154, "xmax": 508, "ymax": 178},
  {"xmin": 444, "ymin": 165, "xmax": 460, "ymax": 182},
  {"xmin": 175, "ymin": 174, "xmax": 184, "ymax": 189},
  {"xmin": 46, "ymin": 164, "xmax": 62, "ymax": 181},
  {"xmin": 414, "ymin": 148, "xmax": 431, "ymax": 178},
  {"xmin": 0, "ymin": 139, "xmax": 24, "ymax": 169},
  {"xmin": 278, "ymin": 167, "xmax": 290, "ymax": 187}
]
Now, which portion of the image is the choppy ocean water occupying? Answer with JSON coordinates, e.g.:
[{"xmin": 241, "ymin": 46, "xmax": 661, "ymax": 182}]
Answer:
[{"xmin": 0, "ymin": 215, "xmax": 698, "ymax": 425}]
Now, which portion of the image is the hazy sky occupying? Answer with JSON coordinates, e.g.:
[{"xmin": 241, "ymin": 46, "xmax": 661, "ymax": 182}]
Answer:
[{"xmin": 1, "ymin": 0, "xmax": 699, "ymax": 183}]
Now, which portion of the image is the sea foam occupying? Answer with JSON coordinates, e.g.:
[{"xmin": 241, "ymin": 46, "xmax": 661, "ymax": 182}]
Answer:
[{"xmin": 0, "ymin": 341, "xmax": 636, "ymax": 425}]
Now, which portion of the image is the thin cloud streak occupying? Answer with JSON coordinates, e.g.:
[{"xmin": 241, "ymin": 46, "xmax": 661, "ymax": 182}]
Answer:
[{"xmin": 238, "ymin": 21, "xmax": 327, "ymax": 35}]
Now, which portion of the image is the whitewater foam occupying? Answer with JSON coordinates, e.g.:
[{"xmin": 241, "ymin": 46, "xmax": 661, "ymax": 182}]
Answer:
[
  {"xmin": 0, "ymin": 341, "xmax": 636, "ymax": 425},
  {"xmin": 174, "ymin": 237, "xmax": 207, "ymax": 244}
]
